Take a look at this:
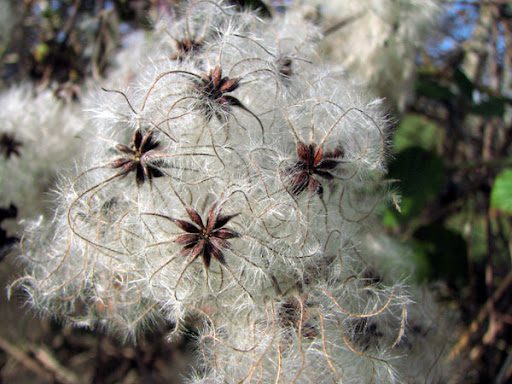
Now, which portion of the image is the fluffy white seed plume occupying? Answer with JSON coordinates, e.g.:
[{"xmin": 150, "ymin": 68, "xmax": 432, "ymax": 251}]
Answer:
[
  {"xmin": 299, "ymin": 0, "xmax": 439, "ymax": 110},
  {"xmin": 14, "ymin": 1, "xmax": 454, "ymax": 380},
  {"xmin": 191, "ymin": 276, "xmax": 411, "ymax": 383},
  {"xmin": 0, "ymin": 86, "xmax": 86, "ymax": 228},
  {"xmin": 360, "ymin": 232, "xmax": 459, "ymax": 382}
]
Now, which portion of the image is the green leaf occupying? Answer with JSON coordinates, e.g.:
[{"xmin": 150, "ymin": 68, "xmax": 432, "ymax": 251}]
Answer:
[
  {"xmin": 393, "ymin": 114, "xmax": 442, "ymax": 152},
  {"xmin": 446, "ymin": 211, "xmax": 487, "ymax": 262},
  {"xmin": 453, "ymin": 68, "xmax": 474, "ymax": 100},
  {"xmin": 501, "ymin": 4, "xmax": 512, "ymax": 18},
  {"xmin": 381, "ymin": 207, "xmax": 400, "ymax": 228},
  {"xmin": 491, "ymin": 168, "xmax": 512, "ymax": 214},
  {"xmin": 415, "ymin": 79, "xmax": 455, "ymax": 101},
  {"xmin": 470, "ymin": 97, "xmax": 506, "ymax": 117},
  {"xmin": 386, "ymin": 147, "xmax": 445, "ymax": 223},
  {"xmin": 34, "ymin": 43, "xmax": 50, "ymax": 63},
  {"xmin": 408, "ymin": 242, "xmax": 433, "ymax": 283},
  {"xmin": 413, "ymin": 224, "xmax": 468, "ymax": 283}
]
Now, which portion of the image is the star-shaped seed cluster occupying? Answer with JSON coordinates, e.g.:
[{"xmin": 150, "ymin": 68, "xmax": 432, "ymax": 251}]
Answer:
[
  {"xmin": 286, "ymin": 141, "xmax": 344, "ymax": 196},
  {"xmin": 0, "ymin": 133, "xmax": 22, "ymax": 159},
  {"xmin": 173, "ymin": 205, "xmax": 240, "ymax": 268},
  {"xmin": 171, "ymin": 37, "xmax": 204, "ymax": 60},
  {"xmin": 201, "ymin": 66, "xmax": 240, "ymax": 106},
  {"xmin": 111, "ymin": 129, "xmax": 164, "ymax": 186}
]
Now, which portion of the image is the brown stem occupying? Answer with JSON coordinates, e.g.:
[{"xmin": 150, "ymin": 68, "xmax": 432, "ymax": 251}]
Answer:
[
  {"xmin": 323, "ymin": 12, "xmax": 364, "ymax": 37},
  {"xmin": 449, "ymin": 270, "xmax": 512, "ymax": 360}
]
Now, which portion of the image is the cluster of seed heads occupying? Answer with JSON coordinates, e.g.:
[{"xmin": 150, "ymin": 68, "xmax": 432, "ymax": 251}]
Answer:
[{"xmin": 13, "ymin": 1, "xmax": 452, "ymax": 383}]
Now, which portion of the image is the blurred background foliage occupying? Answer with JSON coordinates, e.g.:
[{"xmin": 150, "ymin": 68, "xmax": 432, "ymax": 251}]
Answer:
[
  {"xmin": 0, "ymin": 0, "xmax": 511, "ymax": 383},
  {"xmin": 382, "ymin": 3, "xmax": 512, "ymax": 380}
]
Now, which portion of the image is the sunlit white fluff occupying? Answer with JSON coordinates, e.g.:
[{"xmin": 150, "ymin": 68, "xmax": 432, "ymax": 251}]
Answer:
[
  {"xmin": 14, "ymin": 2, "xmax": 455, "ymax": 382},
  {"xmin": 299, "ymin": 0, "xmax": 440, "ymax": 110}
]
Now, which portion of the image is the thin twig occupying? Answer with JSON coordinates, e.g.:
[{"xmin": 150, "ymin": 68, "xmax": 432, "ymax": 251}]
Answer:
[
  {"xmin": 323, "ymin": 12, "xmax": 364, "ymax": 36},
  {"xmin": 449, "ymin": 270, "xmax": 512, "ymax": 361},
  {"xmin": 0, "ymin": 336, "xmax": 53, "ymax": 382}
]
